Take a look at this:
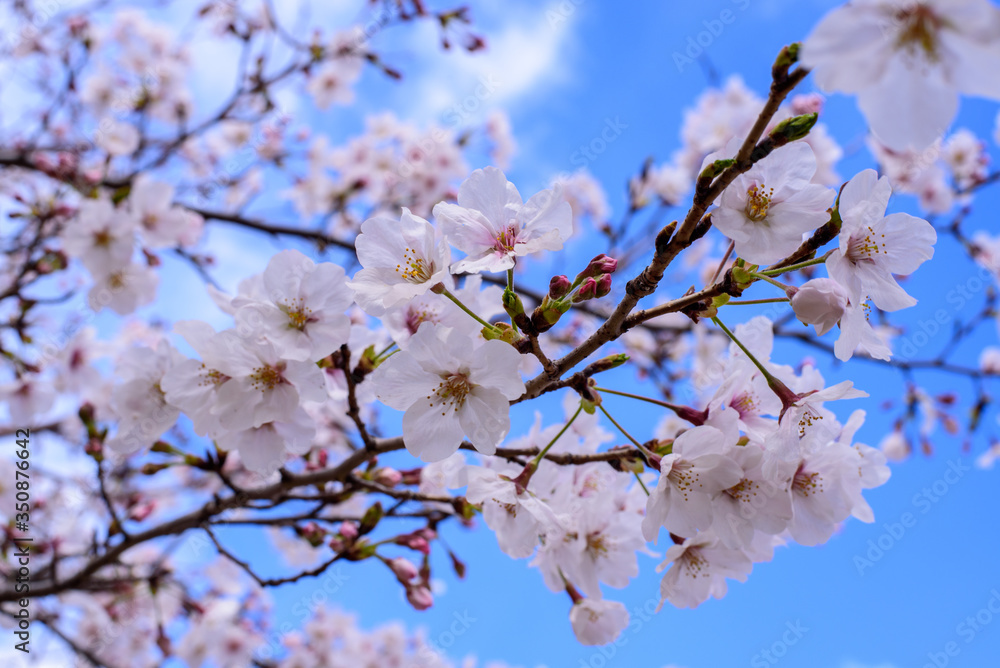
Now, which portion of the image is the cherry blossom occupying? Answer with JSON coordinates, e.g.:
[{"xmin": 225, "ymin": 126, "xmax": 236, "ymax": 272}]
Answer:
[
  {"xmin": 569, "ymin": 598, "xmax": 630, "ymax": 646},
  {"xmin": 235, "ymin": 249, "xmax": 352, "ymax": 362},
  {"xmin": 433, "ymin": 167, "xmax": 573, "ymax": 273},
  {"xmin": 61, "ymin": 196, "xmax": 136, "ymax": 274},
  {"xmin": 642, "ymin": 424, "xmax": 744, "ymax": 541},
  {"xmin": 803, "ymin": 0, "xmax": 1000, "ymax": 150},
  {"xmin": 711, "ymin": 140, "xmax": 835, "ymax": 265},
  {"xmin": 370, "ymin": 323, "xmax": 526, "ymax": 461},
  {"xmin": 656, "ymin": 531, "xmax": 752, "ymax": 609},
  {"xmin": 210, "ymin": 332, "xmax": 328, "ymax": 431},
  {"xmin": 350, "ymin": 208, "xmax": 451, "ymax": 316},
  {"xmin": 826, "ymin": 169, "xmax": 937, "ymax": 311}
]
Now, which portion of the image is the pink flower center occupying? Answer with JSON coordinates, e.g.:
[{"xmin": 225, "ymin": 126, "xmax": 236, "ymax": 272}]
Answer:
[
  {"xmin": 894, "ymin": 4, "xmax": 945, "ymax": 59},
  {"xmin": 744, "ymin": 183, "xmax": 774, "ymax": 221},
  {"xmin": 846, "ymin": 226, "xmax": 887, "ymax": 264},
  {"xmin": 494, "ymin": 223, "xmax": 519, "ymax": 253},
  {"xmin": 792, "ymin": 464, "xmax": 823, "ymax": 497},
  {"xmin": 396, "ymin": 247, "xmax": 433, "ymax": 283},
  {"xmin": 426, "ymin": 372, "xmax": 472, "ymax": 415},
  {"xmin": 249, "ymin": 362, "xmax": 286, "ymax": 392}
]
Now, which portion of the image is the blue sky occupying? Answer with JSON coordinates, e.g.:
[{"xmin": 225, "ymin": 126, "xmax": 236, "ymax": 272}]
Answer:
[
  {"xmin": 203, "ymin": 1, "xmax": 1000, "ymax": 667},
  {"xmin": 211, "ymin": 1, "xmax": 1000, "ymax": 667},
  {"xmin": 8, "ymin": 0, "xmax": 1000, "ymax": 666}
]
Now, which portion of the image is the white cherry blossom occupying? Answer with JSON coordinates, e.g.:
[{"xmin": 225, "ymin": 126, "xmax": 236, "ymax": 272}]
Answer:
[
  {"xmin": 569, "ymin": 598, "xmax": 629, "ymax": 646},
  {"xmin": 642, "ymin": 424, "xmax": 744, "ymax": 541},
  {"xmin": 370, "ymin": 323, "xmax": 525, "ymax": 461},
  {"xmin": 826, "ymin": 169, "xmax": 936, "ymax": 311},
  {"xmin": 656, "ymin": 531, "xmax": 752, "ymax": 610},
  {"xmin": 433, "ymin": 167, "xmax": 573, "ymax": 273},
  {"xmin": 802, "ymin": 0, "xmax": 1000, "ymax": 150},
  {"xmin": 235, "ymin": 249, "xmax": 352, "ymax": 362},
  {"xmin": 711, "ymin": 140, "xmax": 835, "ymax": 265},
  {"xmin": 350, "ymin": 208, "xmax": 451, "ymax": 316}
]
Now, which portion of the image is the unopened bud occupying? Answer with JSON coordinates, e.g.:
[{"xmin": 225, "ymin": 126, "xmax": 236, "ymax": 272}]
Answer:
[
  {"xmin": 373, "ymin": 467, "xmax": 402, "ymax": 487},
  {"xmin": 406, "ymin": 585, "xmax": 434, "ymax": 610},
  {"xmin": 548, "ymin": 275, "xmax": 572, "ymax": 299},
  {"xmin": 595, "ymin": 273, "xmax": 612, "ymax": 298},
  {"xmin": 576, "ymin": 254, "xmax": 618, "ymax": 282},
  {"xmin": 572, "ymin": 277, "xmax": 598, "ymax": 303},
  {"xmin": 770, "ymin": 112, "xmax": 818, "ymax": 143},
  {"xmin": 339, "ymin": 521, "xmax": 359, "ymax": 540},
  {"xmin": 388, "ymin": 557, "xmax": 420, "ymax": 582}
]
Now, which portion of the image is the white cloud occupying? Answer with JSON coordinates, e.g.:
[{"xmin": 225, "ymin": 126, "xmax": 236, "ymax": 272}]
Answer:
[{"xmin": 393, "ymin": 2, "xmax": 578, "ymax": 124}]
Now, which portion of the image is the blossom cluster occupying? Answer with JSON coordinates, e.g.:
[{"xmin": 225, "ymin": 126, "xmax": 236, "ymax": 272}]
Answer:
[{"xmin": 6, "ymin": 0, "xmax": 1000, "ymax": 663}]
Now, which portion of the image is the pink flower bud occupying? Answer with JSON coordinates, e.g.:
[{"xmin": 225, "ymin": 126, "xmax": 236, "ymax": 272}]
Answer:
[
  {"xmin": 399, "ymin": 468, "xmax": 422, "ymax": 485},
  {"xmin": 388, "ymin": 557, "xmax": 420, "ymax": 582},
  {"xmin": 373, "ymin": 467, "xmax": 402, "ymax": 487},
  {"xmin": 572, "ymin": 277, "xmax": 598, "ymax": 303},
  {"xmin": 790, "ymin": 278, "xmax": 849, "ymax": 336},
  {"xmin": 339, "ymin": 521, "xmax": 358, "ymax": 540},
  {"xmin": 595, "ymin": 273, "xmax": 612, "ymax": 298},
  {"xmin": 548, "ymin": 274, "xmax": 572, "ymax": 299},
  {"xmin": 577, "ymin": 253, "xmax": 618, "ymax": 280},
  {"xmin": 406, "ymin": 585, "xmax": 434, "ymax": 611},
  {"xmin": 396, "ymin": 534, "xmax": 431, "ymax": 555},
  {"xmin": 790, "ymin": 93, "xmax": 824, "ymax": 115},
  {"xmin": 128, "ymin": 501, "xmax": 155, "ymax": 521}
]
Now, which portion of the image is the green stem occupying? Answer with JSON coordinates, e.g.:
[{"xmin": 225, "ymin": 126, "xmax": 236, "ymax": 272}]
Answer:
[
  {"xmin": 726, "ymin": 297, "xmax": 790, "ymax": 305},
  {"xmin": 710, "ymin": 315, "xmax": 775, "ymax": 382},
  {"xmin": 532, "ymin": 403, "xmax": 584, "ymax": 466},
  {"xmin": 507, "ymin": 268, "xmax": 518, "ymax": 334},
  {"xmin": 633, "ymin": 472, "xmax": 650, "ymax": 496},
  {"xmin": 749, "ymin": 272, "xmax": 792, "ymax": 291},
  {"xmin": 761, "ymin": 254, "xmax": 830, "ymax": 276},
  {"xmin": 595, "ymin": 386, "xmax": 681, "ymax": 411},
  {"xmin": 373, "ymin": 342, "xmax": 397, "ymax": 361},
  {"xmin": 441, "ymin": 288, "xmax": 498, "ymax": 332},
  {"xmin": 597, "ymin": 404, "xmax": 643, "ymax": 449}
]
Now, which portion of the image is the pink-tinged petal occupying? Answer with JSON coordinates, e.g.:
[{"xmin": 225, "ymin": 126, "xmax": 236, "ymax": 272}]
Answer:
[
  {"xmin": 877, "ymin": 213, "xmax": 936, "ymax": 275},
  {"xmin": 825, "ymin": 250, "xmax": 863, "ymax": 302},
  {"xmin": 854, "ymin": 261, "xmax": 916, "ymax": 311},
  {"xmin": 284, "ymin": 360, "xmax": 327, "ymax": 403},
  {"xmin": 467, "ymin": 340, "xmax": 526, "ymax": 399},
  {"xmin": 214, "ymin": 379, "xmax": 261, "ymax": 430},
  {"xmin": 256, "ymin": 382, "xmax": 300, "ymax": 427},
  {"xmin": 708, "ymin": 207, "xmax": 752, "ymax": 243},
  {"xmin": 458, "ymin": 387, "xmax": 510, "ymax": 455},
  {"xmin": 834, "ymin": 303, "xmax": 866, "ymax": 362},
  {"xmin": 456, "ymin": 166, "xmax": 523, "ymax": 224},
  {"xmin": 402, "ymin": 399, "xmax": 466, "ymax": 462},
  {"xmin": 839, "ymin": 169, "xmax": 890, "ymax": 229},
  {"xmin": 230, "ymin": 425, "xmax": 287, "ymax": 476},
  {"xmin": 517, "ymin": 184, "xmax": 573, "ymax": 247},
  {"xmin": 370, "ymin": 353, "xmax": 438, "ymax": 410},
  {"xmin": 450, "ymin": 249, "xmax": 515, "ymax": 274},
  {"xmin": 801, "ymin": 5, "xmax": 891, "ymax": 93},
  {"xmin": 857, "ymin": 57, "xmax": 959, "ymax": 151}
]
